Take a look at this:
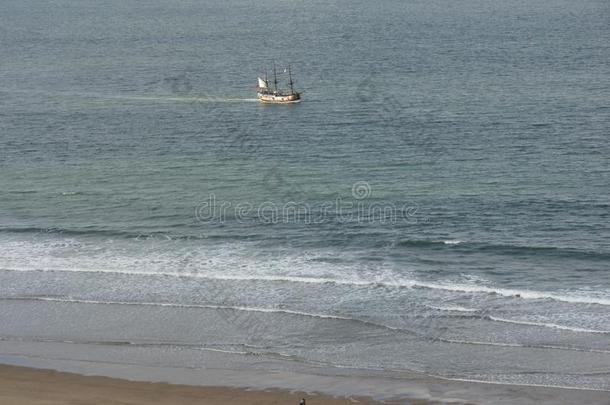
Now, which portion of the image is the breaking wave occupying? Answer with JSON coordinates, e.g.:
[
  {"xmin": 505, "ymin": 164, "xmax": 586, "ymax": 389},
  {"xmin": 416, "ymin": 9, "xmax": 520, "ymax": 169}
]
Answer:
[{"xmin": 3, "ymin": 266, "xmax": 609, "ymax": 306}]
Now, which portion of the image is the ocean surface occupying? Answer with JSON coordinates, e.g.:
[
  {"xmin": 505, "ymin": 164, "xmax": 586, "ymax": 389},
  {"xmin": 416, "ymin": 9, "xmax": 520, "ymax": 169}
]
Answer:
[{"xmin": 1, "ymin": 0, "xmax": 609, "ymax": 395}]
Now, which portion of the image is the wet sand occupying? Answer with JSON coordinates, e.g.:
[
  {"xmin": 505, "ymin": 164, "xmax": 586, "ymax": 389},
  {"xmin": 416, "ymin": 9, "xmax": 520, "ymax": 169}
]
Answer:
[
  {"xmin": 0, "ymin": 364, "xmax": 420, "ymax": 405},
  {"xmin": 1, "ymin": 362, "xmax": 608, "ymax": 405}
]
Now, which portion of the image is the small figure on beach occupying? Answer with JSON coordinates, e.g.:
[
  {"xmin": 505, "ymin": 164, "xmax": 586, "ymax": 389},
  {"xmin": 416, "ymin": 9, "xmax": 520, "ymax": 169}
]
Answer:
[{"xmin": 300, "ymin": 398, "xmax": 306, "ymax": 405}]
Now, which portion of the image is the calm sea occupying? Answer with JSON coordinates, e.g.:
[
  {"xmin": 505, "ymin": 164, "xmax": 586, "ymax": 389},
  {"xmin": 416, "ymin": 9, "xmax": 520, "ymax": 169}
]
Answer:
[{"xmin": 1, "ymin": 0, "xmax": 609, "ymax": 393}]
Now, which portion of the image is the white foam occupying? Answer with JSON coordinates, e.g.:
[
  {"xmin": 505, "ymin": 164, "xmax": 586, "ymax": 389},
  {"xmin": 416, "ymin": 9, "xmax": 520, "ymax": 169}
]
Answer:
[
  {"xmin": 432, "ymin": 375, "xmax": 610, "ymax": 393},
  {"xmin": 5, "ymin": 295, "xmax": 354, "ymax": 322},
  {"xmin": 409, "ymin": 279, "xmax": 610, "ymax": 306},
  {"xmin": 1, "ymin": 236, "xmax": 608, "ymax": 308},
  {"xmin": 3, "ymin": 265, "xmax": 610, "ymax": 307},
  {"xmin": 7, "ymin": 296, "xmax": 610, "ymax": 354},
  {"xmin": 427, "ymin": 305, "xmax": 478, "ymax": 313},
  {"xmin": 437, "ymin": 338, "xmax": 610, "ymax": 354},
  {"xmin": 488, "ymin": 316, "xmax": 610, "ymax": 334},
  {"xmin": 442, "ymin": 240, "xmax": 463, "ymax": 245}
]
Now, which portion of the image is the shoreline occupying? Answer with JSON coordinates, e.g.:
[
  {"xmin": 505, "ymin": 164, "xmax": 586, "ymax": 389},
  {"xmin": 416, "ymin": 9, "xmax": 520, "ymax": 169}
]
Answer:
[
  {"xmin": 1, "ymin": 355, "xmax": 608, "ymax": 405},
  {"xmin": 0, "ymin": 364, "xmax": 400, "ymax": 405}
]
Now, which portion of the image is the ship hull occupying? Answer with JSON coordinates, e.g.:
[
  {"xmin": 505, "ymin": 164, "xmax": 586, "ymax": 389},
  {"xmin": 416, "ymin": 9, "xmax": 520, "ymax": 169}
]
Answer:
[{"xmin": 257, "ymin": 92, "xmax": 301, "ymax": 104}]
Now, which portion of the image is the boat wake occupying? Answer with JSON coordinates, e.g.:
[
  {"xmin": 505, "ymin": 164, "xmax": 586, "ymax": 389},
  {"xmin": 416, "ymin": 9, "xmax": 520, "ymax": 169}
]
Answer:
[
  {"xmin": 0, "ymin": 88, "xmax": 259, "ymax": 103},
  {"xmin": 93, "ymin": 94, "xmax": 259, "ymax": 103},
  {"xmin": 114, "ymin": 95, "xmax": 259, "ymax": 103}
]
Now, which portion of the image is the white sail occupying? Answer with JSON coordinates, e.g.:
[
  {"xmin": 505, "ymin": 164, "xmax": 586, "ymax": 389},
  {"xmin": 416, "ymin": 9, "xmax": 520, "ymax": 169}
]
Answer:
[{"xmin": 258, "ymin": 77, "xmax": 268, "ymax": 89}]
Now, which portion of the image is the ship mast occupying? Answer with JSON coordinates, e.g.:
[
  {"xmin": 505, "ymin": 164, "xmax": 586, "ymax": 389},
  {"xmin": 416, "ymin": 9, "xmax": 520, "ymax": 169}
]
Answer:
[
  {"xmin": 288, "ymin": 64, "xmax": 295, "ymax": 95},
  {"xmin": 272, "ymin": 62, "xmax": 278, "ymax": 93}
]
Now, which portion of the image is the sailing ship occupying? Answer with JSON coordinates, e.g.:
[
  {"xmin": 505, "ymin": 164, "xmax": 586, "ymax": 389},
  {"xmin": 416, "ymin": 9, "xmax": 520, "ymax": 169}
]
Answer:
[{"xmin": 257, "ymin": 64, "xmax": 301, "ymax": 103}]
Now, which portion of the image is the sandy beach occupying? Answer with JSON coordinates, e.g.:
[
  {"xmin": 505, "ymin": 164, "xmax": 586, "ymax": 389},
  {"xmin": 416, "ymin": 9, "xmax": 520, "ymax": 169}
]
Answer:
[
  {"xmin": 0, "ymin": 364, "xmax": 412, "ymax": 405},
  {"xmin": 2, "ymin": 361, "xmax": 609, "ymax": 405}
]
